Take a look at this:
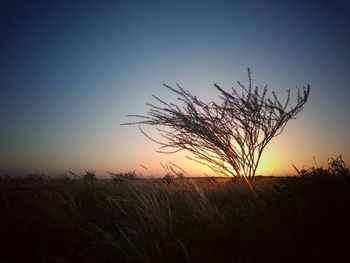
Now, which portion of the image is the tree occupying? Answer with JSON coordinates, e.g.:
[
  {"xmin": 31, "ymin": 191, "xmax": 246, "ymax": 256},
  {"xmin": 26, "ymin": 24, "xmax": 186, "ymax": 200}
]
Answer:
[{"xmin": 123, "ymin": 69, "xmax": 310, "ymax": 182}]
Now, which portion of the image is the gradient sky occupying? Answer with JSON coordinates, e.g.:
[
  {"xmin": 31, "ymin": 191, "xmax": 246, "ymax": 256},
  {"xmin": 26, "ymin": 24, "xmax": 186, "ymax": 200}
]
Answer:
[{"xmin": 1, "ymin": 0, "xmax": 349, "ymax": 177}]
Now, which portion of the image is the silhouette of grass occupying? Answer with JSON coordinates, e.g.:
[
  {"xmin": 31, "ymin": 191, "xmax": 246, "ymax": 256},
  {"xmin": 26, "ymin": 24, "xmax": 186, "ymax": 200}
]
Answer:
[{"xmin": 0, "ymin": 170, "xmax": 349, "ymax": 262}]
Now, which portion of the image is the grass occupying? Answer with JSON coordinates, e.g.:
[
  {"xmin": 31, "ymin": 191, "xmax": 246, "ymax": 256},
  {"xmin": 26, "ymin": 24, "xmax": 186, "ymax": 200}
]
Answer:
[{"xmin": 1, "ymin": 173, "xmax": 349, "ymax": 263}]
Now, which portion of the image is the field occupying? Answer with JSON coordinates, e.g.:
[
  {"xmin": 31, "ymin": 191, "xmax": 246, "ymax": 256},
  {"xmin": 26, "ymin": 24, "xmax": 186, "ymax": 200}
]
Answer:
[{"xmin": 1, "ymin": 174, "xmax": 350, "ymax": 263}]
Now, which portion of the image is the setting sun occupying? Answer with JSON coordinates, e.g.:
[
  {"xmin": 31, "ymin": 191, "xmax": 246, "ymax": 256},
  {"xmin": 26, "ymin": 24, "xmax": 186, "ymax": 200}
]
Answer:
[
  {"xmin": 1, "ymin": 1, "xmax": 350, "ymax": 262},
  {"xmin": 1, "ymin": 0, "xmax": 349, "ymax": 177}
]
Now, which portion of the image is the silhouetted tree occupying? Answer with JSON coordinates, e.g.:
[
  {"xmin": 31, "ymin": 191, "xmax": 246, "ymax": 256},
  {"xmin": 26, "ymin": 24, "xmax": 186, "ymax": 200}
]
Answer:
[{"xmin": 124, "ymin": 69, "xmax": 310, "ymax": 181}]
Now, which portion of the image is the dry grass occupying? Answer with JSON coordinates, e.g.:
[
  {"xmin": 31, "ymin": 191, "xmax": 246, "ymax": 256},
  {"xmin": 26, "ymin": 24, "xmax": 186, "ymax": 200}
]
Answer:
[{"xmin": 1, "ymin": 174, "xmax": 349, "ymax": 262}]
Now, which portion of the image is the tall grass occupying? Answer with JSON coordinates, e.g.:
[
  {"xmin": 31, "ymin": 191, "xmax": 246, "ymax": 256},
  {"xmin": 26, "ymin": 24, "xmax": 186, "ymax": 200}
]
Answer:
[{"xmin": 1, "ymin": 173, "xmax": 349, "ymax": 262}]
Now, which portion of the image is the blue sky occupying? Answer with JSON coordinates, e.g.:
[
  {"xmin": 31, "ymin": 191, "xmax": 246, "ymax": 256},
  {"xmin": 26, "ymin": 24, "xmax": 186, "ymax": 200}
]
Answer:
[{"xmin": 1, "ymin": 0, "xmax": 349, "ymax": 176}]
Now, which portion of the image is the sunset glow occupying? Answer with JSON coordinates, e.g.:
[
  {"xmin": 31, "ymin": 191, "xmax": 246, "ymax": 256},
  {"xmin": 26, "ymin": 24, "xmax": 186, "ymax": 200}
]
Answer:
[{"xmin": 1, "ymin": 1, "xmax": 349, "ymax": 177}]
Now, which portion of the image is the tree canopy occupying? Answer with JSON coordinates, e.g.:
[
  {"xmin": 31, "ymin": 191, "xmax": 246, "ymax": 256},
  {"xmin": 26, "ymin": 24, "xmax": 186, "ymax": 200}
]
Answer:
[{"xmin": 124, "ymin": 69, "xmax": 310, "ymax": 181}]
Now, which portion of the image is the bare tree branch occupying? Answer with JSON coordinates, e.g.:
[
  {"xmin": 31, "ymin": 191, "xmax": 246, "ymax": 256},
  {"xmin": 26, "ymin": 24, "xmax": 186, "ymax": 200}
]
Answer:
[{"xmin": 122, "ymin": 69, "xmax": 310, "ymax": 181}]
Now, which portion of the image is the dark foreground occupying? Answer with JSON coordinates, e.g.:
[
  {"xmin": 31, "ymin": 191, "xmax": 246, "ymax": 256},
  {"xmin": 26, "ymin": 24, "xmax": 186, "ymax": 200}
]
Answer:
[{"xmin": 1, "ymin": 175, "xmax": 349, "ymax": 263}]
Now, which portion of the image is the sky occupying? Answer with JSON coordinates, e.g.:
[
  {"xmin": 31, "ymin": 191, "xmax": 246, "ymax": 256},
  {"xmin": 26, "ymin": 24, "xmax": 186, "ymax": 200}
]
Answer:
[{"xmin": 1, "ymin": 0, "xmax": 349, "ymax": 177}]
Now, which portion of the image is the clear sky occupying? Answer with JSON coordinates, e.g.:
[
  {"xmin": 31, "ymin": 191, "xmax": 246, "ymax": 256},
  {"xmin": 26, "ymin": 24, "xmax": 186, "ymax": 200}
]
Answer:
[{"xmin": 1, "ymin": 0, "xmax": 349, "ymax": 177}]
